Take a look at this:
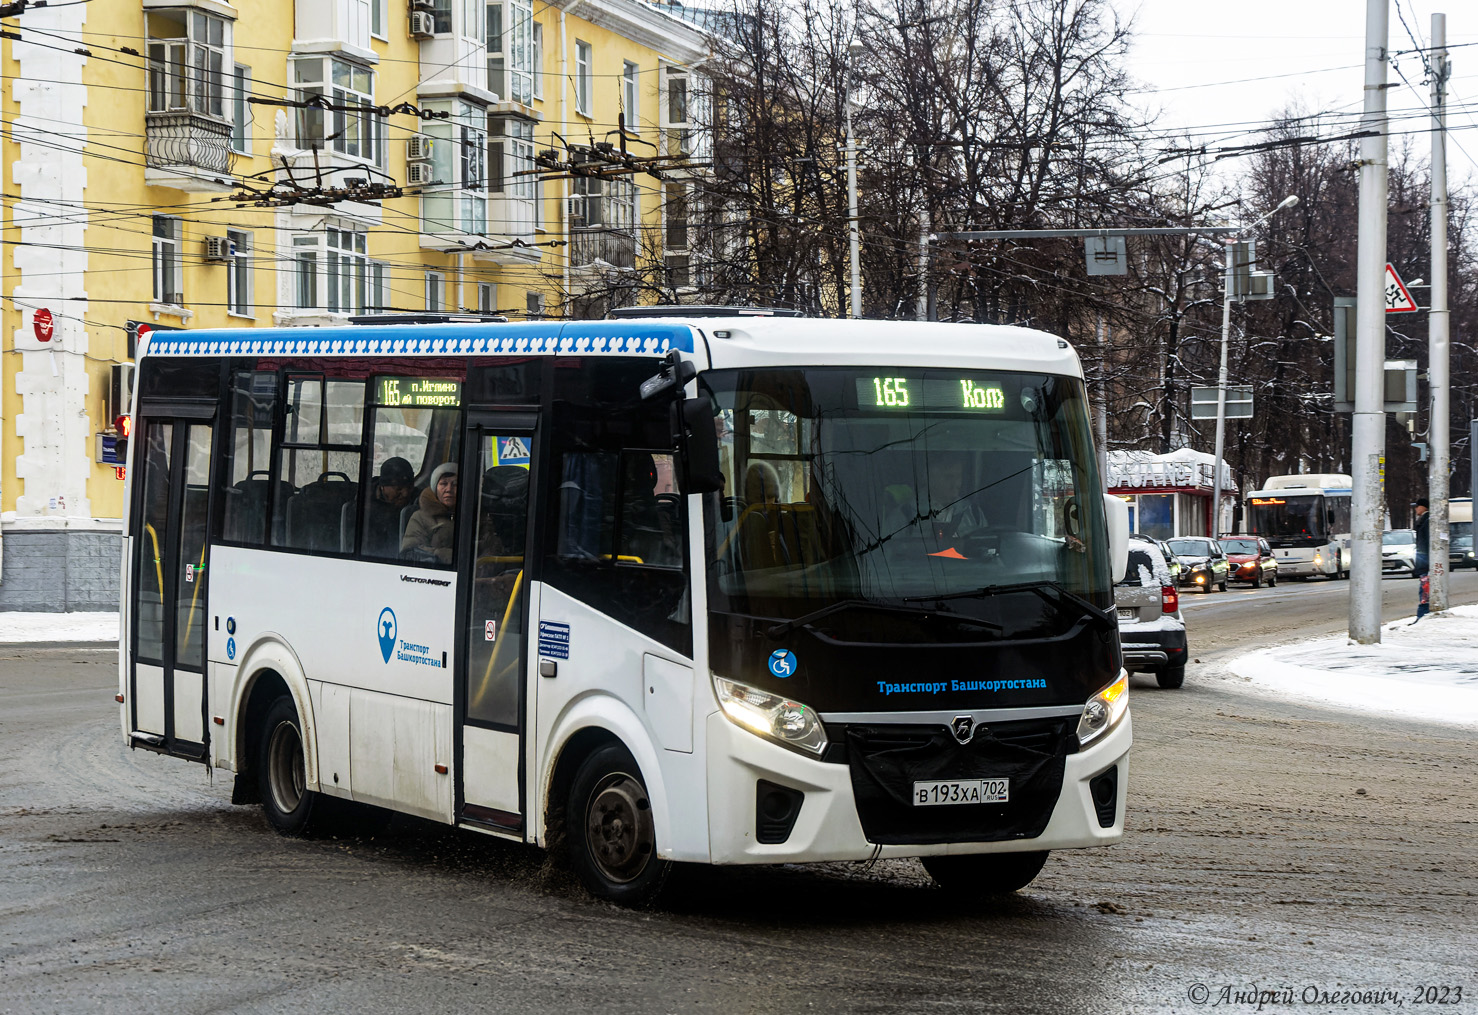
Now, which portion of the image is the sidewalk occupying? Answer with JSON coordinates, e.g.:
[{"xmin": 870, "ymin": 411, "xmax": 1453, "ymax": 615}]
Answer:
[
  {"xmin": 1227, "ymin": 604, "xmax": 1478, "ymax": 728},
  {"xmin": 0, "ymin": 612, "xmax": 120, "ymax": 643}
]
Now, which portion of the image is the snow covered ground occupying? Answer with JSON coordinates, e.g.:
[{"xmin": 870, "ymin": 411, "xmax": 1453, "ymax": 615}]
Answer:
[
  {"xmin": 1227, "ymin": 605, "xmax": 1478, "ymax": 728},
  {"xmin": 0, "ymin": 612, "xmax": 120, "ymax": 643}
]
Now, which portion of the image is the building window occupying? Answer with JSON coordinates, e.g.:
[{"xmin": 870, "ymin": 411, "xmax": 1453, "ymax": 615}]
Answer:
[
  {"xmin": 526, "ymin": 291, "xmax": 543, "ymax": 319},
  {"xmin": 664, "ymin": 67, "xmax": 691, "ymax": 155},
  {"xmin": 489, "ymin": 115, "xmax": 533, "ymax": 199},
  {"xmin": 227, "ymin": 229, "xmax": 252, "ymax": 316},
  {"xmin": 432, "ymin": 0, "xmax": 452, "ymax": 33},
  {"xmin": 293, "ymin": 57, "xmax": 378, "ymax": 163},
  {"xmin": 622, "ymin": 61, "xmax": 639, "ymax": 130},
  {"xmin": 152, "ymin": 216, "xmax": 182, "ymax": 304},
  {"xmin": 486, "ymin": 1, "xmax": 531, "ymax": 104},
  {"xmin": 230, "ymin": 64, "xmax": 251, "ymax": 153},
  {"xmin": 665, "ymin": 183, "xmax": 687, "ymax": 251},
  {"xmin": 293, "ymin": 236, "xmax": 319, "ymax": 309},
  {"xmin": 575, "ymin": 40, "xmax": 591, "ymax": 116},
  {"xmin": 426, "ymin": 271, "xmax": 445, "ymax": 311},
  {"xmin": 147, "ymin": 10, "xmax": 228, "ymax": 117},
  {"xmin": 326, "ymin": 228, "xmax": 370, "ymax": 313},
  {"xmin": 371, "ymin": 0, "xmax": 387, "ymax": 39},
  {"xmin": 342, "ymin": 0, "xmax": 371, "ymax": 48},
  {"xmin": 369, "ymin": 261, "xmax": 388, "ymax": 311},
  {"xmin": 477, "ymin": 282, "xmax": 494, "ymax": 313},
  {"xmin": 572, "ymin": 175, "xmax": 634, "ymax": 232}
]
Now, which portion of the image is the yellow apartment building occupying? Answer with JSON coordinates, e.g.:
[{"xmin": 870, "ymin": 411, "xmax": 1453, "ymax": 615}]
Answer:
[{"xmin": 0, "ymin": 0, "xmax": 709, "ymax": 610}]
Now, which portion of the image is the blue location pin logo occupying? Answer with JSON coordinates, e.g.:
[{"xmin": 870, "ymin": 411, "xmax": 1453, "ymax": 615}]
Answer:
[{"xmin": 378, "ymin": 608, "xmax": 397, "ymax": 664}]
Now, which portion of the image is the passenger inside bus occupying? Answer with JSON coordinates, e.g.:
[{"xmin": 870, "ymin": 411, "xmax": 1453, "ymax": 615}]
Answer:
[
  {"xmin": 361, "ymin": 456, "xmax": 416, "ymax": 557},
  {"xmin": 402, "ymin": 462, "xmax": 458, "ymax": 564}
]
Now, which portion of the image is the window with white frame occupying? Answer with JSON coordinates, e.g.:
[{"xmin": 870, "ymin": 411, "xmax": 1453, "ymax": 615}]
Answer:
[
  {"xmin": 292, "ymin": 228, "xmax": 378, "ymax": 313},
  {"xmin": 227, "ymin": 228, "xmax": 252, "ymax": 316},
  {"xmin": 426, "ymin": 271, "xmax": 445, "ymax": 310},
  {"xmin": 371, "ymin": 0, "xmax": 387, "ymax": 39},
  {"xmin": 152, "ymin": 216, "xmax": 182, "ymax": 304},
  {"xmin": 477, "ymin": 282, "xmax": 494, "ymax": 313},
  {"xmin": 489, "ymin": 115, "xmax": 534, "ymax": 200},
  {"xmin": 571, "ymin": 175, "xmax": 634, "ymax": 232},
  {"xmin": 369, "ymin": 261, "xmax": 388, "ymax": 311},
  {"xmin": 421, "ymin": 100, "xmax": 488, "ymax": 236},
  {"xmin": 293, "ymin": 57, "xmax": 378, "ymax": 163},
  {"xmin": 663, "ymin": 67, "xmax": 690, "ymax": 155},
  {"xmin": 230, "ymin": 64, "xmax": 251, "ymax": 153},
  {"xmin": 432, "ymin": 0, "xmax": 452, "ymax": 34},
  {"xmin": 147, "ymin": 10, "xmax": 229, "ymax": 118},
  {"xmin": 487, "ymin": 0, "xmax": 533, "ymax": 104},
  {"xmin": 622, "ymin": 61, "xmax": 639, "ymax": 131},
  {"xmin": 575, "ymin": 41, "xmax": 592, "ymax": 116},
  {"xmin": 342, "ymin": 0, "xmax": 371, "ymax": 48}
]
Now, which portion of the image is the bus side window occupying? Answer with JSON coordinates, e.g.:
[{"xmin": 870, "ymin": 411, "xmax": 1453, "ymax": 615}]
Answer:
[
  {"xmin": 273, "ymin": 376, "xmax": 365, "ymax": 554},
  {"xmin": 221, "ymin": 370, "xmax": 279, "ymax": 546},
  {"xmin": 543, "ymin": 359, "xmax": 691, "ymax": 657}
]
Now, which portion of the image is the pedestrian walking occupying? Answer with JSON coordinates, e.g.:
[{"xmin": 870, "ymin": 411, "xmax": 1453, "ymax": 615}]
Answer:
[{"xmin": 1414, "ymin": 498, "xmax": 1431, "ymax": 621}]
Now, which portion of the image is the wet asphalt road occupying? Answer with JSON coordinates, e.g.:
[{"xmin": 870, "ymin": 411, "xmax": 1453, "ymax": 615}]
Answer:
[{"xmin": 1, "ymin": 578, "xmax": 1475, "ymax": 1014}]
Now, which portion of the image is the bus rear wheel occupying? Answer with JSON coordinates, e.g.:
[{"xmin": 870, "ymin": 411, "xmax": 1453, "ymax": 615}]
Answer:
[
  {"xmin": 922, "ymin": 850, "xmax": 1049, "ymax": 896},
  {"xmin": 569, "ymin": 743, "xmax": 672, "ymax": 907},
  {"xmin": 257, "ymin": 695, "xmax": 324, "ymax": 837}
]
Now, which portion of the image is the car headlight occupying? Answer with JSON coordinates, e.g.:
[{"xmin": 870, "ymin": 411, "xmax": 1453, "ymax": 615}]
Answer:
[
  {"xmin": 1077, "ymin": 671, "xmax": 1129, "ymax": 747},
  {"xmin": 713, "ymin": 676, "xmax": 828, "ymax": 756}
]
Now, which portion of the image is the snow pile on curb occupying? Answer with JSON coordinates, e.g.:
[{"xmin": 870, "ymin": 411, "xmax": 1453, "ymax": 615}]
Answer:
[
  {"xmin": 0, "ymin": 612, "xmax": 120, "ymax": 643},
  {"xmin": 1227, "ymin": 606, "xmax": 1478, "ymax": 728}
]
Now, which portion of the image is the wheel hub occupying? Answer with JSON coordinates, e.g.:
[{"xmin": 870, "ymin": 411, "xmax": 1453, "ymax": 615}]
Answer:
[
  {"xmin": 267, "ymin": 719, "xmax": 304, "ymax": 814},
  {"xmin": 586, "ymin": 773, "xmax": 653, "ymax": 884}
]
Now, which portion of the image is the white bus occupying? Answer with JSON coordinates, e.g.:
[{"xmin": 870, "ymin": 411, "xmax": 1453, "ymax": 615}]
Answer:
[
  {"xmin": 1244, "ymin": 474, "xmax": 1353, "ymax": 579},
  {"xmin": 119, "ymin": 313, "xmax": 1132, "ymax": 905},
  {"xmin": 1448, "ymin": 497, "xmax": 1473, "ymax": 570}
]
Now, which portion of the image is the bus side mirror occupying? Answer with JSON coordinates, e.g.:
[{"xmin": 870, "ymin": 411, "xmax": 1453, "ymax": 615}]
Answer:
[
  {"xmin": 1103, "ymin": 494, "xmax": 1129, "ymax": 583},
  {"xmin": 672, "ymin": 397, "xmax": 724, "ymax": 495}
]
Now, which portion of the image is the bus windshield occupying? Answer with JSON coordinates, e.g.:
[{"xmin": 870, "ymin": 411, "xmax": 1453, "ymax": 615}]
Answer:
[
  {"xmin": 1247, "ymin": 494, "xmax": 1327, "ymax": 541},
  {"xmin": 702, "ymin": 367, "xmax": 1111, "ymax": 628}
]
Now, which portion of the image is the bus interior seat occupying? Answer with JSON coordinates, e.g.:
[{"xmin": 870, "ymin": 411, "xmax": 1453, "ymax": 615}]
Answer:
[
  {"xmin": 224, "ymin": 471, "xmax": 291, "ymax": 543},
  {"xmin": 285, "ymin": 472, "xmax": 358, "ymax": 552},
  {"xmin": 479, "ymin": 465, "xmax": 529, "ymax": 555}
]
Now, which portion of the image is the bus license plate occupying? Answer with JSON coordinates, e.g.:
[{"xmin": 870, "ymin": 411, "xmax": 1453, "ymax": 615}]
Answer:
[{"xmin": 913, "ymin": 779, "xmax": 1009, "ymax": 806}]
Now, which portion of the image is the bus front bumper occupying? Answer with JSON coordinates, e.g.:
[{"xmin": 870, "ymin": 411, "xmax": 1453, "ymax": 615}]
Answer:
[{"xmin": 704, "ymin": 707, "xmax": 1131, "ymax": 865}]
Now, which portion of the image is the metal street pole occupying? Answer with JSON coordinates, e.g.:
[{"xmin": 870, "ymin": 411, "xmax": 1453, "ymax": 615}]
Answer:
[
  {"xmin": 846, "ymin": 40, "xmax": 863, "ymax": 319},
  {"xmin": 1350, "ymin": 0, "xmax": 1390, "ymax": 644},
  {"xmin": 1429, "ymin": 12, "xmax": 1451, "ymax": 612}
]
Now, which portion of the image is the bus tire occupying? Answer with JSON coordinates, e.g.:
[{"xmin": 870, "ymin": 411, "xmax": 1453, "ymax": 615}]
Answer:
[
  {"xmin": 569, "ymin": 742, "xmax": 671, "ymax": 907},
  {"xmin": 257, "ymin": 695, "xmax": 323, "ymax": 837},
  {"xmin": 1156, "ymin": 665, "xmax": 1186, "ymax": 689},
  {"xmin": 922, "ymin": 850, "xmax": 1049, "ymax": 896}
]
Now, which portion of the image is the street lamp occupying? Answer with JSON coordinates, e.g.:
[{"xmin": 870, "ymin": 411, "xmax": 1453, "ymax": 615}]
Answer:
[
  {"xmin": 845, "ymin": 39, "xmax": 864, "ymax": 319},
  {"xmin": 1211, "ymin": 194, "xmax": 1299, "ymax": 539}
]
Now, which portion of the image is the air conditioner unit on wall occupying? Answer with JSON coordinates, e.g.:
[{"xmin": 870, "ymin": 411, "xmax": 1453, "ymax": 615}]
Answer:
[
  {"xmin": 409, "ymin": 11, "xmax": 435, "ymax": 38},
  {"xmin": 406, "ymin": 136, "xmax": 433, "ymax": 162},
  {"xmin": 406, "ymin": 162, "xmax": 435, "ymax": 185},
  {"xmin": 566, "ymin": 194, "xmax": 585, "ymax": 227},
  {"xmin": 204, "ymin": 235, "xmax": 231, "ymax": 262}
]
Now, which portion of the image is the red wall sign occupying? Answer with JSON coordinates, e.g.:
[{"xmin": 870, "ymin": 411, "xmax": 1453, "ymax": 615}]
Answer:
[{"xmin": 33, "ymin": 308, "xmax": 54, "ymax": 342}]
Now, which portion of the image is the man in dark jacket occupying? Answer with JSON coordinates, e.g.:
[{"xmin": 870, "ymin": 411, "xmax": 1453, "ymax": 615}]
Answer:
[
  {"xmin": 365, "ymin": 456, "xmax": 415, "ymax": 556},
  {"xmin": 1414, "ymin": 497, "xmax": 1430, "ymax": 576}
]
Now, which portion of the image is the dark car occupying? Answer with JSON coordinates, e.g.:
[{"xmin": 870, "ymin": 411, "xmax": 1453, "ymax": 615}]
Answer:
[
  {"xmin": 1452, "ymin": 531, "xmax": 1477, "ymax": 570},
  {"xmin": 1114, "ymin": 541, "xmax": 1189, "ymax": 688},
  {"xmin": 1166, "ymin": 536, "xmax": 1230, "ymax": 593},
  {"xmin": 1219, "ymin": 536, "xmax": 1279, "ymax": 588}
]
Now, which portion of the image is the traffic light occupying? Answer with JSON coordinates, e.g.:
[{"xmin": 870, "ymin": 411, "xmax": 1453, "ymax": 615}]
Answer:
[{"xmin": 115, "ymin": 414, "xmax": 131, "ymax": 465}]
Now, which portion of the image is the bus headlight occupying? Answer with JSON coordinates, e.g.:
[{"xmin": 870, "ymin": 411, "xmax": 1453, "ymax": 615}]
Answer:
[
  {"xmin": 1077, "ymin": 671, "xmax": 1129, "ymax": 747},
  {"xmin": 713, "ymin": 676, "xmax": 828, "ymax": 757}
]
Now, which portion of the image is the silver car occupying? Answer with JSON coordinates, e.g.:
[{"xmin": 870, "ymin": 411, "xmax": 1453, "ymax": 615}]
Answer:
[
  {"xmin": 1381, "ymin": 529, "xmax": 1416, "ymax": 576},
  {"xmin": 1115, "ymin": 537, "xmax": 1189, "ymax": 688}
]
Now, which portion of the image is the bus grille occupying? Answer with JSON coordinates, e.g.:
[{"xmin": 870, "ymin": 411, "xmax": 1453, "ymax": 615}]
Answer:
[{"xmin": 839, "ymin": 718, "xmax": 1074, "ymax": 845}]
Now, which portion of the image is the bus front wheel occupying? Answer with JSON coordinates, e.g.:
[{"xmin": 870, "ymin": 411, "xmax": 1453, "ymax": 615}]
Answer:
[
  {"xmin": 922, "ymin": 850, "xmax": 1049, "ymax": 896},
  {"xmin": 569, "ymin": 743, "xmax": 672, "ymax": 907},
  {"xmin": 257, "ymin": 695, "xmax": 324, "ymax": 837}
]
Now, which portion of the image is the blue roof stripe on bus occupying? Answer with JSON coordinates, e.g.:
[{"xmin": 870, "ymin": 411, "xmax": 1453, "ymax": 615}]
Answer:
[{"xmin": 141, "ymin": 321, "xmax": 695, "ymax": 357}]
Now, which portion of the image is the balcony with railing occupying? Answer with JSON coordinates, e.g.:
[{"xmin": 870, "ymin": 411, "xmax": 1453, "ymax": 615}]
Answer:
[
  {"xmin": 570, "ymin": 228, "xmax": 637, "ymax": 270},
  {"xmin": 145, "ymin": 110, "xmax": 233, "ymax": 192}
]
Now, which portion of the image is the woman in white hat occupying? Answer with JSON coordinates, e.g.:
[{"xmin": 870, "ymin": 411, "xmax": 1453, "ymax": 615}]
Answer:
[{"xmin": 402, "ymin": 462, "xmax": 458, "ymax": 564}]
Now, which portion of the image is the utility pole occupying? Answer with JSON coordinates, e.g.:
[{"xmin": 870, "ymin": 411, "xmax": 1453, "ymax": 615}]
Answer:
[
  {"xmin": 1350, "ymin": 0, "xmax": 1390, "ymax": 644},
  {"xmin": 1428, "ymin": 12, "xmax": 1451, "ymax": 612},
  {"xmin": 845, "ymin": 40, "xmax": 863, "ymax": 318}
]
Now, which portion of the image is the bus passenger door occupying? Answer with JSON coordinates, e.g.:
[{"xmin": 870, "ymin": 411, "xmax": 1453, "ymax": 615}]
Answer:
[
  {"xmin": 129, "ymin": 410, "xmax": 215, "ymax": 759},
  {"xmin": 456, "ymin": 414, "xmax": 537, "ymax": 834}
]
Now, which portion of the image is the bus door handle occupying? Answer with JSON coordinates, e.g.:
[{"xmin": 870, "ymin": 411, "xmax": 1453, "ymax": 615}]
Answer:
[{"xmin": 539, "ymin": 659, "xmax": 557, "ymax": 678}]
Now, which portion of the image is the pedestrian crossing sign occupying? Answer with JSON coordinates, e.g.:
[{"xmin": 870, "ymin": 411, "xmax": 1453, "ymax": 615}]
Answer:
[{"xmin": 493, "ymin": 435, "xmax": 531, "ymax": 467}]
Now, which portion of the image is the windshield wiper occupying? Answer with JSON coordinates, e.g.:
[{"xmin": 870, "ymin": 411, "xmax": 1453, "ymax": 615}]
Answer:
[
  {"xmin": 764, "ymin": 599, "xmax": 1002, "ymax": 640},
  {"xmin": 902, "ymin": 580, "xmax": 1115, "ymax": 629}
]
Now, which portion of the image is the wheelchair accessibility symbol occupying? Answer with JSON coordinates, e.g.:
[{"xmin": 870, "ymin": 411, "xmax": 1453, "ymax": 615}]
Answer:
[{"xmin": 767, "ymin": 649, "xmax": 797, "ymax": 678}]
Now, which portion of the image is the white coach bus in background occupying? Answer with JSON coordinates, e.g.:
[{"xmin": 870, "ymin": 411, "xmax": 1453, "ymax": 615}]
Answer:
[
  {"xmin": 1244, "ymin": 474, "xmax": 1353, "ymax": 580},
  {"xmin": 119, "ymin": 309, "xmax": 1131, "ymax": 905}
]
